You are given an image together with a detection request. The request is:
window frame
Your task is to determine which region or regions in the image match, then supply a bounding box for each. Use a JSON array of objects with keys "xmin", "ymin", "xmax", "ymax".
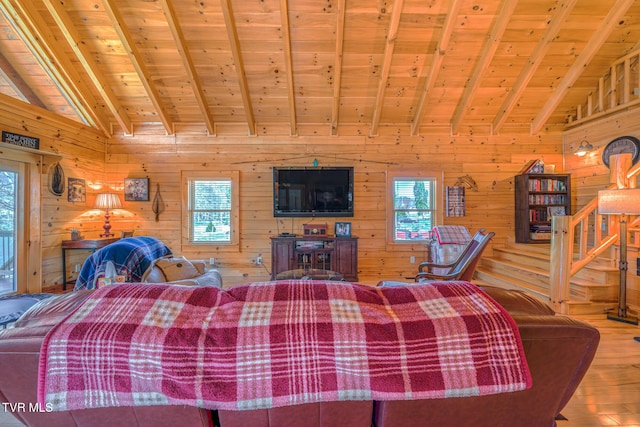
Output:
[
  {"xmin": 181, "ymin": 170, "xmax": 239, "ymax": 251},
  {"xmin": 386, "ymin": 170, "xmax": 443, "ymax": 251}
]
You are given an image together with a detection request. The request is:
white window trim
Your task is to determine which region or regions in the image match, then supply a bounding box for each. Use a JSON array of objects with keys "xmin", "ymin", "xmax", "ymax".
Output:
[
  {"xmin": 181, "ymin": 170, "xmax": 240, "ymax": 252},
  {"xmin": 386, "ymin": 170, "xmax": 444, "ymax": 252}
]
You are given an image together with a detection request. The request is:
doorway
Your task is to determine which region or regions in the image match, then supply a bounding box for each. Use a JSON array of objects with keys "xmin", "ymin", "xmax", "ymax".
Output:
[{"xmin": 0, "ymin": 159, "xmax": 21, "ymax": 295}]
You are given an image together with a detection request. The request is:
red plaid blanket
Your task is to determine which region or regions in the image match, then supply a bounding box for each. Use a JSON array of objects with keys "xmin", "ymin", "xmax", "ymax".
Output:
[
  {"xmin": 38, "ymin": 280, "xmax": 531, "ymax": 411},
  {"xmin": 432, "ymin": 225, "xmax": 472, "ymax": 244}
]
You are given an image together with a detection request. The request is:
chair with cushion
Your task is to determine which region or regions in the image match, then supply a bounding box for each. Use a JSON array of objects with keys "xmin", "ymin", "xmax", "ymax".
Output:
[{"xmin": 415, "ymin": 228, "xmax": 494, "ymax": 282}]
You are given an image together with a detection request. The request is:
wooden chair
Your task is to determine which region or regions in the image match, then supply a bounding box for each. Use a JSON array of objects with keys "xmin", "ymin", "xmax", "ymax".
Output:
[{"xmin": 415, "ymin": 229, "xmax": 495, "ymax": 282}]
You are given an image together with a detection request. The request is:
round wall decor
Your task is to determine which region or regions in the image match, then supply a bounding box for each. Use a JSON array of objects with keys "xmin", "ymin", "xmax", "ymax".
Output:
[
  {"xmin": 48, "ymin": 162, "xmax": 65, "ymax": 196},
  {"xmin": 601, "ymin": 135, "xmax": 640, "ymax": 168}
]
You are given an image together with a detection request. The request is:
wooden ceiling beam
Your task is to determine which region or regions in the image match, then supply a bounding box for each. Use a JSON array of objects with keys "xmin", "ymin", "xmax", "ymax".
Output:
[
  {"xmin": 492, "ymin": 0, "xmax": 578, "ymax": 133},
  {"xmin": 279, "ymin": 0, "xmax": 297, "ymax": 136},
  {"xmin": 101, "ymin": 0, "xmax": 174, "ymax": 135},
  {"xmin": 0, "ymin": 0, "xmax": 111, "ymax": 135},
  {"xmin": 159, "ymin": 0, "xmax": 215, "ymax": 136},
  {"xmin": 330, "ymin": 0, "xmax": 346, "ymax": 136},
  {"xmin": 220, "ymin": 0, "xmax": 256, "ymax": 136},
  {"xmin": 410, "ymin": 0, "xmax": 463, "ymax": 136},
  {"xmin": 370, "ymin": 0, "xmax": 404, "ymax": 136},
  {"xmin": 0, "ymin": 50, "xmax": 47, "ymax": 109},
  {"xmin": 532, "ymin": 0, "xmax": 635, "ymax": 134},
  {"xmin": 42, "ymin": 0, "xmax": 133, "ymax": 135},
  {"xmin": 450, "ymin": 0, "xmax": 517, "ymax": 135}
]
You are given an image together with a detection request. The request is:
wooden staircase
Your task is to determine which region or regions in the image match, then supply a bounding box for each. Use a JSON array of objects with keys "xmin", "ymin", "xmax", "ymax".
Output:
[{"xmin": 474, "ymin": 242, "xmax": 618, "ymax": 315}]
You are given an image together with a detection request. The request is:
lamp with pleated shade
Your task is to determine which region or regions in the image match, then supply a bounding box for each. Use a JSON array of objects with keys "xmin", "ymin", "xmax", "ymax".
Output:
[{"xmin": 94, "ymin": 193, "xmax": 122, "ymax": 238}]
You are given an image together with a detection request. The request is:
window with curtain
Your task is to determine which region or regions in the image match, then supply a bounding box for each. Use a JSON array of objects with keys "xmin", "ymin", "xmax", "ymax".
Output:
[{"xmin": 182, "ymin": 171, "xmax": 239, "ymax": 248}]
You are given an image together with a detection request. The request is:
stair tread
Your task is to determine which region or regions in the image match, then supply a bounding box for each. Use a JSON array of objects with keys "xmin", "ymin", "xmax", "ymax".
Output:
[
  {"xmin": 482, "ymin": 257, "xmax": 549, "ymax": 275},
  {"xmin": 482, "ymin": 256, "xmax": 614, "ymax": 287},
  {"xmin": 479, "ymin": 242, "xmax": 618, "ymax": 314},
  {"xmin": 494, "ymin": 246, "xmax": 617, "ymax": 271},
  {"xmin": 474, "ymin": 268, "xmax": 549, "ymax": 295}
]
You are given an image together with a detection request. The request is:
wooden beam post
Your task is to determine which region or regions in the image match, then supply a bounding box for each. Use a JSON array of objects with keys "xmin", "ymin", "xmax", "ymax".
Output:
[{"xmin": 550, "ymin": 215, "xmax": 573, "ymax": 314}]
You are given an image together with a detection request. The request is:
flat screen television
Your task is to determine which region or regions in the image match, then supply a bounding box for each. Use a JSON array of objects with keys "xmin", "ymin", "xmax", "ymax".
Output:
[{"xmin": 273, "ymin": 167, "xmax": 354, "ymax": 217}]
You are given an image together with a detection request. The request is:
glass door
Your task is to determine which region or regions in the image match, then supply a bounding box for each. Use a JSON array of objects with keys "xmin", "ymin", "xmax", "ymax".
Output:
[{"xmin": 0, "ymin": 160, "xmax": 19, "ymax": 295}]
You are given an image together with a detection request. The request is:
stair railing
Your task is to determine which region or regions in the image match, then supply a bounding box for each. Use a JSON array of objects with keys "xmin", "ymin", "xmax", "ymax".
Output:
[{"xmin": 549, "ymin": 154, "xmax": 640, "ymax": 313}]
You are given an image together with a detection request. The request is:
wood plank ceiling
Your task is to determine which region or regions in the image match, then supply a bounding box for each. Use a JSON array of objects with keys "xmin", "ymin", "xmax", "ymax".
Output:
[{"xmin": 1, "ymin": 0, "xmax": 640, "ymax": 137}]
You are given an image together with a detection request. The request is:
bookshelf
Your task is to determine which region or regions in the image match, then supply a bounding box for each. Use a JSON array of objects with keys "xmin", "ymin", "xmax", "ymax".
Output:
[{"xmin": 515, "ymin": 173, "xmax": 571, "ymax": 243}]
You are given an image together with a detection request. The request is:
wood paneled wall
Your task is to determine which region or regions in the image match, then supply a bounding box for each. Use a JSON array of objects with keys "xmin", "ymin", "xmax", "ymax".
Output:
[
  {"xmin": 105, "ymin": 124, "xmax": 563, "ymax": 285},
  {"xmin": 1, "ymin": 94, "xmax": 568, "ymax": 288},
  {"xmin": 0, "ymin": 94, "xmax": 108, "ymax": 290},
  {"xmin": 564, "ymin": 109, "xmax": 640, "ymax": 311}
]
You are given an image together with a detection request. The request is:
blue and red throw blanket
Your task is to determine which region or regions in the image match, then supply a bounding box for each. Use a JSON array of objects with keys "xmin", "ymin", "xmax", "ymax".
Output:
[
  {"xmin": 74, "ymin": 236, "xmax": 172, "ymax": 290},
  {"xmin": 38, "ymin": 280, "xmax": 531, "ymax": 411}
]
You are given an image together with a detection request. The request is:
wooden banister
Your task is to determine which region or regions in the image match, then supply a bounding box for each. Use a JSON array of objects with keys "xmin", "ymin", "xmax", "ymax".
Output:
[
  {"xmin": 549, "ymin": 154, "xmax": 640, "ymax": 314},
  {"xmin": 550, "ymin": 154, "xmax": 639, "ymax": 313}
]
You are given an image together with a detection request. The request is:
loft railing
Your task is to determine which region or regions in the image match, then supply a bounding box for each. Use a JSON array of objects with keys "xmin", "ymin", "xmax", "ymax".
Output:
[
  {"xmin": 567, "ymin": 48, "xmax": 640, "ymax": 127},
  {"xmin": 549, "ymin": 154, "xmax": 640, "ymax": 313}
]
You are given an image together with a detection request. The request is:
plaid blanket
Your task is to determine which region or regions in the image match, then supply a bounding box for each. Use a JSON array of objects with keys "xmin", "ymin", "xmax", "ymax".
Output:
[
  {"xmin": 74, "ymin": 236, "xmax": 172, "ymax": 290},
  {"xmin": 38, "ymin": 280, "xmax": 531, "ymax": 411},
  {"xmin": 432, "ymin": 226, "xmax": 472, "ymax": 244}
]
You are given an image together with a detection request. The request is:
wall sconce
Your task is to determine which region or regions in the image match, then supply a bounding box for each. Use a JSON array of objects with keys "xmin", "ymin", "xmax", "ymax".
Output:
[
  {"xmin": 574, "ymin": 140, "xmax": 594, "ymax": 156},
  {"xmin": 94, "ymin": 193, "xmax": 122, "ymax": 238},
  {"xmin": 598, "ymin": 188, "xmax": 640, "ymax": 325}
]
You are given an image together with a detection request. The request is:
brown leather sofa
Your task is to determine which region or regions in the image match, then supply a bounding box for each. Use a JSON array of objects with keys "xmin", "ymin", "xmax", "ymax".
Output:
[{"xmin": 0, "ymin": 285, "xmax": 599, "ymax": 427}]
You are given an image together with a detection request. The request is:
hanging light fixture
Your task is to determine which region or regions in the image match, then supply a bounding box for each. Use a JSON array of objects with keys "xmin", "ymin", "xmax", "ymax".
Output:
[
  {"xmin": 574, "ymin": 140, "xmax": 594, "ymax": 156},
  {"xmin": 94, "ymin": 193, "xmax": 122, "ymax": 238}
]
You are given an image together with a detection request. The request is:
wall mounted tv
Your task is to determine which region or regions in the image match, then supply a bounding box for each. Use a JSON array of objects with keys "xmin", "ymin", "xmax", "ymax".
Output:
[{"xmin": 273, "ymin": 167, "xmax": 354, "ymax": 217}]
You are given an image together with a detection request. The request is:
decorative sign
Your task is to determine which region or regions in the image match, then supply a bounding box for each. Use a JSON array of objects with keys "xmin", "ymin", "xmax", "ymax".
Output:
[
  {"xmin": 446, "ymin": 186, "xmax": 466, "ymax": 217},
  {"xmin": 2, "ymin": 131, "xmax": 40, "ymax": 150}
]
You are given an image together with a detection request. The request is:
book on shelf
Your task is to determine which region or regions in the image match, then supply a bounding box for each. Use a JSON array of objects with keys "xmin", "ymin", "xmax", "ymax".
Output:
[{"xmin": 527, "ymin": 178, "xmax": 566, "ymax": 192}]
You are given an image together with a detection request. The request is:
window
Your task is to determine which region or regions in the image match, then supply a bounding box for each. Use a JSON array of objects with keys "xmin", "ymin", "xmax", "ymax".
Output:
[
  {"xmin": 182, "ymin": 171, "xmax": 239, "ymax": 249},
  {"xmin": 387, "ymin": 171, "xmax": 442, "ymax": 247}
]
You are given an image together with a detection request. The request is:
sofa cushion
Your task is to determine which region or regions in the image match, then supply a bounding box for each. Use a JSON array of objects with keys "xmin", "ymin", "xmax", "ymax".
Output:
[{"xmin": 154, "ymin": 257, "xmax": 200, "ymax": 281}]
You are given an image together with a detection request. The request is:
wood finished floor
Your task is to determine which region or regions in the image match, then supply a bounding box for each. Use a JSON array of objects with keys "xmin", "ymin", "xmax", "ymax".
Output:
[
  {"xmin": 556, "ymin": 314, "xmax": 640, "ymax": 427},
  {"xmin": 0, "ymin": 313, "xmax": 638, "ymax": 426}
]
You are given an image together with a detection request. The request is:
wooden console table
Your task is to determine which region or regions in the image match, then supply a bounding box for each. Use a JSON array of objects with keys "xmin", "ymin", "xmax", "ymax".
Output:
[
  {"xmin": 61, "ymin": 238, "xmax": 119, "ymax": 290},
  {"xmin": 270, "ymin": 235, "xmax": 358, "ymax": 282}
]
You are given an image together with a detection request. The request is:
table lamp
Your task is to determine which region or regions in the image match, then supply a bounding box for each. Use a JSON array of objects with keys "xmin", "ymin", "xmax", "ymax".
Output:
[
  {"xmin": 94, "ymin": 193, "xmax": 122, "ymax": 238},
  {"xmin": 598, "ymin": 188, "xmax": 640, "ymax": 325}
]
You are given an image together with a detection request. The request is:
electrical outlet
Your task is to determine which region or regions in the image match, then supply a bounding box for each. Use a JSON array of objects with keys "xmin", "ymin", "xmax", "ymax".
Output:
[
  {"xmin": 74, "ymin": 264, "xmax": 81, "ymax": 272},
  {"xmin": 209, "ymin": 257, "xmax": 216, "ymax": 266},
  {"xmin": 410, "ymin": 256, "xmax": 415, "ymax": 264},
  {"xmin": 256, "ymin": 255, "xmax": 263, "ymax": 265}
]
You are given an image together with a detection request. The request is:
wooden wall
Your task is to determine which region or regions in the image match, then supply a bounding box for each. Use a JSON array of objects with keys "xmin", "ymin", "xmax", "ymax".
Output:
[
  {"xmin": 564, "ymin": 109, "xmax": 640, "ymax": 311},
  {"xmin": 105, "ymin": 124, "xmax": 564, "ymax": 285},
  {"xmin": 0, "ymin": 94, "xmax": 107, "ymax": 290}
]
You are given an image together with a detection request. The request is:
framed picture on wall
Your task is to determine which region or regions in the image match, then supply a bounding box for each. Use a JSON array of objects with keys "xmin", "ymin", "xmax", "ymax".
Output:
[
  {"xmin": 446, "ymin": 186, "xmax": 465, "ymax": 217},
  {"xmin": 335, "ymin": 222, "xmax": 351, "ymax": 237},
  {"xmin": 67, "ymin": 177, "xmax": 86, "ymax": 203},
  {"xmin": 124, "ymin": 178, "xmax": 150, "ymax": 201}
]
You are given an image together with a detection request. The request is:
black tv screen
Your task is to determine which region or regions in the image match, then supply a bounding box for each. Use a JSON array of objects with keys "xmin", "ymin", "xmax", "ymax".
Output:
[{"xmin": 273, "ymin": 167, "xmax": 354, "ymax": 217}]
